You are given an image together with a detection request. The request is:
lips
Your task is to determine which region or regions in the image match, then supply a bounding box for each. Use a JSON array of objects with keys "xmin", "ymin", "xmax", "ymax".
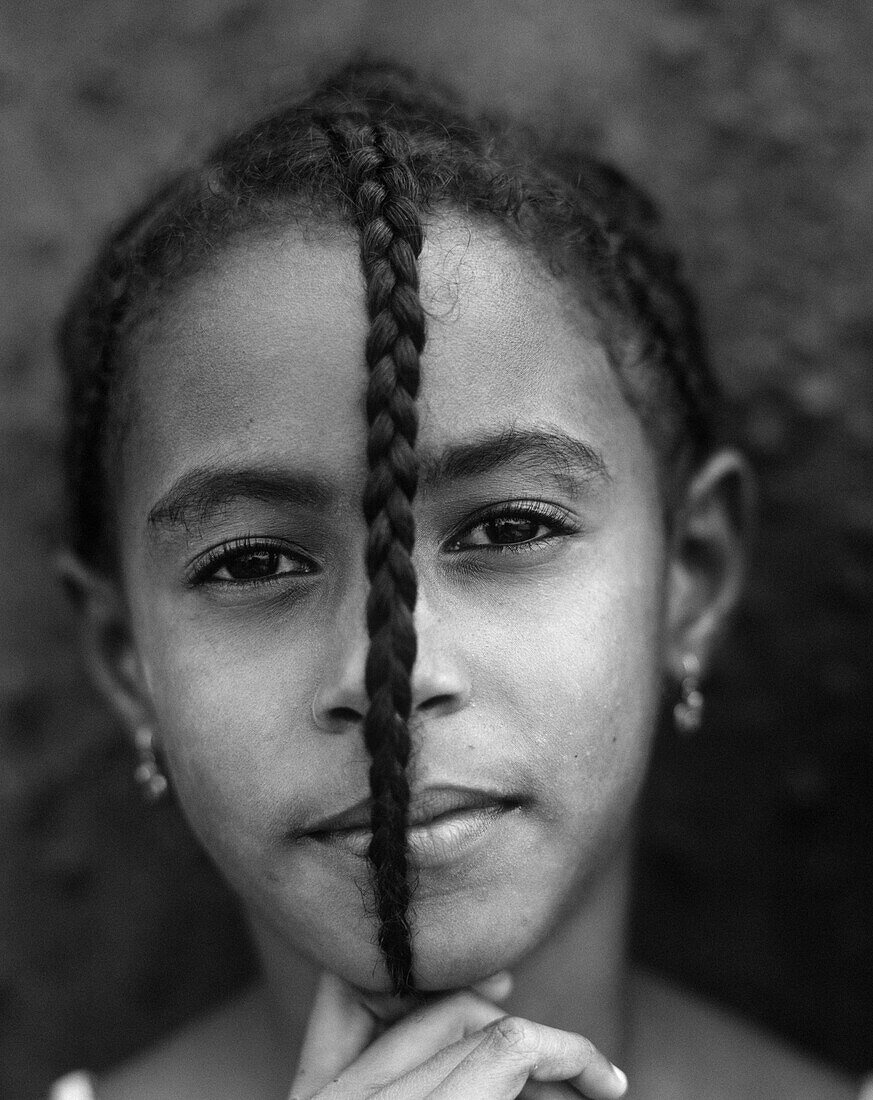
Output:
[
  {"xmin": 308, "ymin": 785, "xmax": 507, "ymax": 833},
  {"xmin": 305, "ymin": 785, "xmax": 519, "ymax": 867}
]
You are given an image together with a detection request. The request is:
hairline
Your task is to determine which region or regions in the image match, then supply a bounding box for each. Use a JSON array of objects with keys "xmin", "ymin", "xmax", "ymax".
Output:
[{"xmin": 96, "ymin": 203, "xmax": 697, "ymax": 573}]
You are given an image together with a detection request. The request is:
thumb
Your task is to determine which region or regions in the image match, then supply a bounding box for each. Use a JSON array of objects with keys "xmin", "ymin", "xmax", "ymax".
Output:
[{"xmin": 287, "ymin": 971, "xmax": 380, "ymax": 1100}]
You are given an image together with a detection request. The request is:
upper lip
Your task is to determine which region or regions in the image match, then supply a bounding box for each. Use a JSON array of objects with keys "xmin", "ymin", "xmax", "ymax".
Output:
[{"xmin": 307, "ymin": 785, "xmax": 511, "ymax": 834}]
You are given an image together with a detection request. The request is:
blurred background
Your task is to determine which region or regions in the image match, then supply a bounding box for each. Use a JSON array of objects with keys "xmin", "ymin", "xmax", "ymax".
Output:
[{"xmin": 0, "ymin": 1, "xmax": 871, "ymax": 1096}]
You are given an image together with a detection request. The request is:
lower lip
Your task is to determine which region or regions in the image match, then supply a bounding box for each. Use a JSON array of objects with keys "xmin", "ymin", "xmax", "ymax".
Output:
[{"xmin": 311, "ymin": 804, "xmax": 510, "ymax": 868}]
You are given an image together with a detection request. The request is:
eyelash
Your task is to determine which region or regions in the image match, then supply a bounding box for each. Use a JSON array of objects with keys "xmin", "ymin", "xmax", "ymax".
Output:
[
  {"xmin": 444, "ymin": 500, "xmax": 580, "ymax": 555},
  {"xmin": 186, "ymin": 501, "xmax": 578, "ymax": 590},
  {"xmin": 187, "ymin": 536, "xmax": 316, "ymax": 589}
]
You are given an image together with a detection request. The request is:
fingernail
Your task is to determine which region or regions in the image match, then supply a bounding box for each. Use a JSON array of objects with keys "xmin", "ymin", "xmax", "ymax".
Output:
[{"xmin": 610, "ymin": 1062, "xmax": 628, "ymax": 1094}]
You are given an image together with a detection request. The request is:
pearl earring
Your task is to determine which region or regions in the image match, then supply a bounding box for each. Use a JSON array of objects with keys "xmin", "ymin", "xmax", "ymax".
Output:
[
  {"xmin": 133, "ymin": 726, "xmax": 169, "ymax": 802},
  {"xmin": 673, "ymin": 653, "xmax": 704, "ymax": 735}
]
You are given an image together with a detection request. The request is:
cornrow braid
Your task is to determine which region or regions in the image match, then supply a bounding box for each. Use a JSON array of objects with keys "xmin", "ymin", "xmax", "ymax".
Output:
[
  {"xmin": 325, "ymin": 120, "xmax": 426, "ymax": 994},
  {"xmin": 61, "ymin": 179, "xmax": 197, "ymax": 571}
]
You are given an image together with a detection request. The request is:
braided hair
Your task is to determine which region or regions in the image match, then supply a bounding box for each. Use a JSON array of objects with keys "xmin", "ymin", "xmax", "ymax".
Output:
[
  {"xmin": 59, "ymin": 60, "xmax": 720, "ymax": 994},
  {"xmin": 326, "ymin": 121, "xmax": 425, "ymax": 993}
]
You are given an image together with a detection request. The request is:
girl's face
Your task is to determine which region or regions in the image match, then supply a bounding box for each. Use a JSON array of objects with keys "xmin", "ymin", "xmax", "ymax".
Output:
[{"xmin": 112, "ymin": 215, "xmax": 668, "ymax": 990}]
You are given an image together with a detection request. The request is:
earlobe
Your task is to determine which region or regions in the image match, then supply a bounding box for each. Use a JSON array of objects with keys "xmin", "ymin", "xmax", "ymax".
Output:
[
  {"xmin": 665, "ymin": 449, "xmax": 756, "ymax": 680},
  {"xmin": 55, "ymin": 551, "xmax": 153, "ymax": 736}
]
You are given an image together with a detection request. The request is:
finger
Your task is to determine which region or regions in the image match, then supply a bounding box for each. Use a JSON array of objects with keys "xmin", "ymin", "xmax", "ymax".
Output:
[
  {"xmin": 358, "ymin": 970, "xmax": 513, "ymax": 1027},
  {"xmin": 521, "ymin": 1082, "xmax": 604, "ymax": 1100},
  {"xmin": 426, "ymin": 1016, "xmax": 628, "ymax": 1100},
  {"xmin": 471, "ymin": 970, "xmax": 514, "ymax": 1002},
  {"xmin": 360, "ymin": 972, "xmax": 513, "ymax": 1036},
  {"xmin": 288, "ymin": 972, "xmax": 380, "ymax": 1100},
  {"xmin": 327, "ymin": 990, "xmax": 508, "ymax": 1092},
  {"xmin": 291, "ymin": 973, "xmax": 515, "ymax": 1098}
]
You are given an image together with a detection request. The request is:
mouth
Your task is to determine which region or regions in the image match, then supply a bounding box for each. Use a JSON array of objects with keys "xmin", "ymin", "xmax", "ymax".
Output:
[{"xmin": 305, "ymin": 786, "xmax": 520, "ymax": 868}]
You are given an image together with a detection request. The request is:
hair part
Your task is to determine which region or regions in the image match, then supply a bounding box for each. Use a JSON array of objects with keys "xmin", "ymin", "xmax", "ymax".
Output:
[{"xmin": 58, "ymin": 59, "xmax": 721, "ymax": 993}]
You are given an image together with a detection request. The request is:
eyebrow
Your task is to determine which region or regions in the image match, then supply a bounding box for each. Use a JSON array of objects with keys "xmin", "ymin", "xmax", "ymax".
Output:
[
  {"xmin": 146, "ymin": 465, "xmax": 332, "ymax": 531},
  {"xmin": 146, "ymin": 426, "xmax": 609, "ymax": 532},
  {"xmin": 419, "ymin": 426, "xmax": 610, "ymax": 493}
]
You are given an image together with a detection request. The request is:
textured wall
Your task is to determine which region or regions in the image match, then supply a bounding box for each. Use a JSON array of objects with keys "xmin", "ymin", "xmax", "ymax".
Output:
[{"xmin": 1, "ymin": 1, "xmax": 871, "ymax": 1096}]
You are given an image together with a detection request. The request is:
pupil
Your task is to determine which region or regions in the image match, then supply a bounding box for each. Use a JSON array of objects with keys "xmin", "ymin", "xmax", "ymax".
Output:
[
  {"xmin": 485, "ymin": 517, "xmax": 538, "ymax": 544},
  {"xmin": 227, "ymin": 550, "xmax": 278, "ymax": 579}
]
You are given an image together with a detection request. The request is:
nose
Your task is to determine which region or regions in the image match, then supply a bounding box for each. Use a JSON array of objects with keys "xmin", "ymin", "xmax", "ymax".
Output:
[{"xmin": 311, "ymin": 587, "xmax": 471, "ymax": 732}]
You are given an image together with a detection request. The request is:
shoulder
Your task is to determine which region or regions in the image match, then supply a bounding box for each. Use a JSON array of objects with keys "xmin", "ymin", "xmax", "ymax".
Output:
[
  {"xmin": 49, "ymin": 1072, "xmax": 98, "ymax": 1100},
  {"xmin": 629, "ymin": 968, "xmax": 859, "ymax": 1100},
  {"xmin": 91, "ymin": 983, "xmax": 288, "ymax": 1100}
]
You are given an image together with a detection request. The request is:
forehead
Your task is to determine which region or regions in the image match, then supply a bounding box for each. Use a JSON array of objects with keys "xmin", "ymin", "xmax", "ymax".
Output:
[{"xmin": 120, "ymin": 214, "xmax": 651, "ymax": 510}]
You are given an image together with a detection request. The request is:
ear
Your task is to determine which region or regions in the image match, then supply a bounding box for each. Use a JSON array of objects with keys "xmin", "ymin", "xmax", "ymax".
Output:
[
  {"xmin": 56, "ymin": 551, "xmax": 154, "ymax": 737},
  {"xmin": 664, "ymin": 449, "xmax": 756, "ymax": 681}
]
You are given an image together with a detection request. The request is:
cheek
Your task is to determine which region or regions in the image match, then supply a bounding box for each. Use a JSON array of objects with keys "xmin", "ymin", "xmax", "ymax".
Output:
[
  {"xmin": 408, "ymin": 526, "xmax": 667, "ymax": 980},
  {"xmin": 467, "ymin": 524, "xmax": 667, "ymax": 833},
  {"xmin": 131, "ymin": 605, "xmax": 327, "ymax": 863}
]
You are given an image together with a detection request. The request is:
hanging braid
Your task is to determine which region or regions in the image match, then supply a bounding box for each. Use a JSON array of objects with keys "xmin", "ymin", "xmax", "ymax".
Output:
[
  {"xmin": 59, "ymin": 59, "xmax": 722, "ymax": 993},
  {"xmin": 326, "ymin": 120, "xmax": 426, "ymax": 994}
]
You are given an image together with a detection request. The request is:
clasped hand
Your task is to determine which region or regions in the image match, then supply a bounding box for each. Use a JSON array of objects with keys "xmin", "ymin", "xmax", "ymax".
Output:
[{"xmin": 288, "ymin": 971, "xmax": 628, "ymax": 1100}]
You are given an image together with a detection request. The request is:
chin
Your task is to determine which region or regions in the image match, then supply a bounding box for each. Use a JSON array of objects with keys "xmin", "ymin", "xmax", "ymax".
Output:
[
  {"xmin": 411, "ymin": 953, "xmax": 514, "ymax": 993},
  {"xmin": 276, "ymin": 842, "xmax": 581, "ymax": 996},
  {"xmin": 324, "ymin": 912, "xmax": 535, "ymax": 997},
  {"xmin": 409, "ymin": 924, "xmax": 536, "ymax": 994},
  {"xmin": 407, "ymin": 903, "xmax": 549, "ymax": 993}
]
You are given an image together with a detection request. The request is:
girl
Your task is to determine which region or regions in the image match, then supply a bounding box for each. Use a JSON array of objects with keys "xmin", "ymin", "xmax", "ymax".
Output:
[{"xmin": 51, "ymin": 61, "xmax": 856, "ymax": 1098}]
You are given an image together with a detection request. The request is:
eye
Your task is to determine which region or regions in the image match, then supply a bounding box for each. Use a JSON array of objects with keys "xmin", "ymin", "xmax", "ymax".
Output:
[
  {"xmin": 188, "ymin": 538, "xmax": 315, "ymax": 587},
  {"xmin": 445, "ymin": 502, "xmax": 579, "ymax": 554}
]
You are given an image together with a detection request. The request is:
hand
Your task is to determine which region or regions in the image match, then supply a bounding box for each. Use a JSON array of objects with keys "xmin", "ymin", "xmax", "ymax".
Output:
[{"xmin": 287, "ymin": 970, "xmax": 628, "ymax": 1100}]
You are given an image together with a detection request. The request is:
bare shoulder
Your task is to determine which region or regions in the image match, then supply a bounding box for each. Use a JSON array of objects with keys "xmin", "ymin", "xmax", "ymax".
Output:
[
  {"xmin": 94, "ymin": 983, "xmax": 288, "ymax": 1100},
  {"xmin": 629, "ymin": 969, "xmax": 858, "ymax": 1100}
]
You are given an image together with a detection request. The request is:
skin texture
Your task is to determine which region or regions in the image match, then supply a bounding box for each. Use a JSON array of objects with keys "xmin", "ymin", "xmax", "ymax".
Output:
[
  {"xmin": 66, "ymin": 212, "xmax": 758, "ymax": 1096},
  {"xmin": 109, "ymin": 214, "xmax": 666, "ymax": 993}
]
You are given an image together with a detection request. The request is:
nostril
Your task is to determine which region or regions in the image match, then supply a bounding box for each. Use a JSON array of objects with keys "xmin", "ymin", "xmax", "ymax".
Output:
[
  {"xmin": 328, "ymin": 706, "xmax": 364, "ymax": 726},
  {"xmin": 417, "ymin": 693, "xmax": 457, "ymax": 715}
]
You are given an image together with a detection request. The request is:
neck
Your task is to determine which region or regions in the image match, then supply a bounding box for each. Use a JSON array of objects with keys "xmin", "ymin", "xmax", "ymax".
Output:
[
  {"xmin": 503, "ymin": 842, "xmax": 632, "ymax": 1064},
  {"xmin": 246, "ymin": 917, "xmax": 320, "ymax": 1083},
  {"xmin": 248, "ymin": 843, "xmax": 632, "ymax": 1082}
]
